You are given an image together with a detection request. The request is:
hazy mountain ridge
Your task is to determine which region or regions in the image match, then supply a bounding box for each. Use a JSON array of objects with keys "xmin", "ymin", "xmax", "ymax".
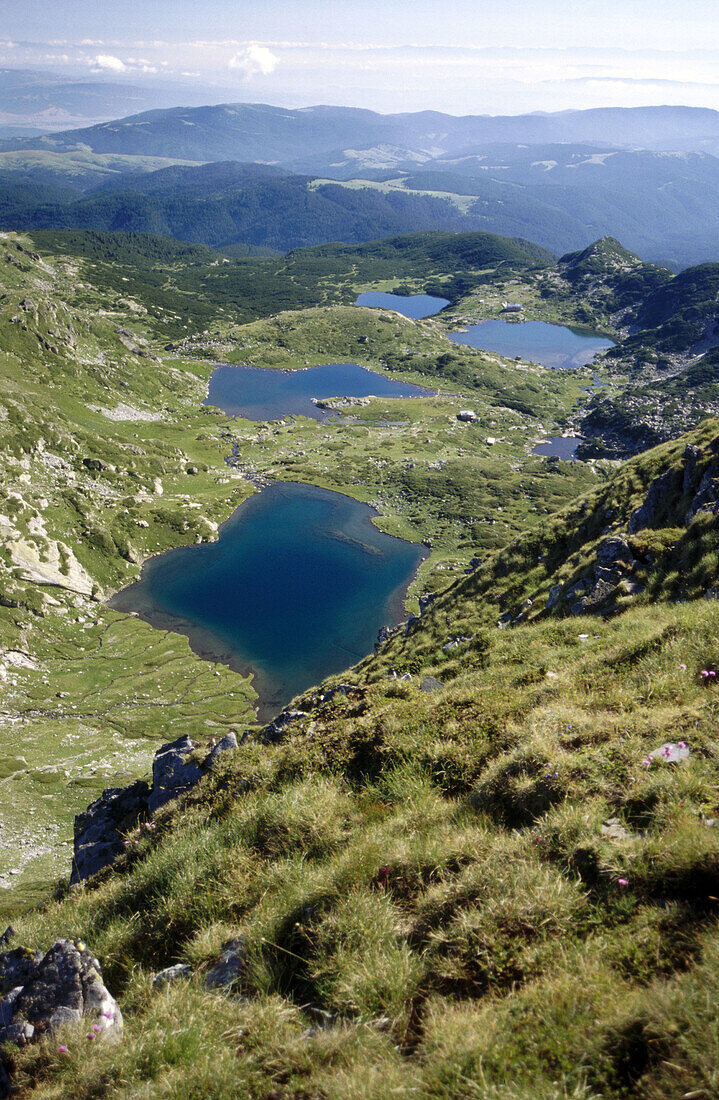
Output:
[{"xmin": 7, "ymin": 101, "xmax": 719, "ymax": 161}]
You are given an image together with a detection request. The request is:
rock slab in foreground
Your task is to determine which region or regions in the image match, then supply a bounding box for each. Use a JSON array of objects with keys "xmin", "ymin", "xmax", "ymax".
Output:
[{"xmin": 0, "ymin": 934, "xmax": 122, "ymax": 1051}]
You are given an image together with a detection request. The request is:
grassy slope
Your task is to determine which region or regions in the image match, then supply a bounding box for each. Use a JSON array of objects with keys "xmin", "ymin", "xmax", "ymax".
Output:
[{"xmin": 8, "ymin": 421, "xmax": 719, "ymax": 1099}]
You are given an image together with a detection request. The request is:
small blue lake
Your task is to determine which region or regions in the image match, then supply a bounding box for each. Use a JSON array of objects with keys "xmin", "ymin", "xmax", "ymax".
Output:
[
  {"xmin": 532, "ymin": 436, "xmax": 583, "ymax": 460},
  {"xmin": 355, "ymin": 291, "xmax": 450, "ymax": 318},
  {"xmin": 111, "ymin": 483, "xmax": 425, "ymax": 718},
  {"xmin": 448, "ymin": 320, "xmax": 615, "ymax": 369},
  {"xmin": 204, "ymin": 362, "xmax": 432, "ymax": 421}
]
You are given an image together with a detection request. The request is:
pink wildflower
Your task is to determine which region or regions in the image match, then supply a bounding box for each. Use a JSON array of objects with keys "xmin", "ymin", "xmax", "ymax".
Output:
[
  {"xmin": 711, "ymin": 671, "xmax": 717, "ymax": 678},
  {"xmin": 701, "ymin": 670, "xmax": 710, "ymax": 678},
  {"xmin": 679, "ymin": 664, "xmax": 687, "ymax": 671},
  {"xmin": 123, "ymin": 840, "xmax": 130, "ymax": 846},
  {"xmin": 678, "ymin": 740, "xmax": 687, "ymax": 749},
  {"xmin": 617, "ymin": 878, "xmax": 629, "ymax": 887},
  {"xmin": 87, "ymin": 1033, "xmax": 95, "ymax": 1041},
  {"xmin": 57, "ymin": 1045, "xmax": 68, "ymax": 1054},
  {"xmin": 92, "ymin": 1024, "xmax": 103, "ymax": 1032}
]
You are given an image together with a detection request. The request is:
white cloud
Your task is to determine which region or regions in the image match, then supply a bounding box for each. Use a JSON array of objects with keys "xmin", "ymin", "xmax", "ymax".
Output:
[
  {"xmin": 228, "ymin": 45, "xmax": 279, "ymax": 79},
  {"xmin": 93, "ymin": 53, "xmax": 126, "ymax": 73}
]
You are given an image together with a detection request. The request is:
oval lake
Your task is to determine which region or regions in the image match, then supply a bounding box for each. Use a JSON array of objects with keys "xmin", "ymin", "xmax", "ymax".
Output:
[
  {"xmin": 204, "ymin": 362, "xmax": 432, "ymax": 421},
  {"xmin": 532, "ymin": 436, "xmax": 583, "ymax": 460},
  {"xmin": 448, "ymin": 320, "xmax": 615, "ymax": 369},
  {"xmin": 355, "ymin": 291, "xmax": 450, "ymax": 318},
  {"xmin": 111, "ymin": 482, "xmax": 426, "ymax": 719}
]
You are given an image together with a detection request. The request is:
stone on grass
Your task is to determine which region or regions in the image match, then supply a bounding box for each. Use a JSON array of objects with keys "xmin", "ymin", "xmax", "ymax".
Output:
[
  {"xmin": 420, "ymin": 676, "xmax": 443, "ymax": 693},
  {"xmin": 648, "ymin": 742, "xmax": 690, "ymax": 764},
  {"xmin": 204, "ymin": 938, "xmax": 245, "ymax": 991},
  {"xmin": 72, "ymin": 780, "xmax": 150, "ymax": 884},
  {"xmin": 601, "ymin": 818, "xmax": 633, "ymax": 841},
  {"xmin": 153, "ymin": 964, "xmax": 192, "ymax": 989}
]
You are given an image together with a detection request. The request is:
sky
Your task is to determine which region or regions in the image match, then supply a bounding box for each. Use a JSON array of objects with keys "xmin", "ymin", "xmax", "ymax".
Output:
[{"xmin": 2, "ymin": 0, "xmax": 719, "ymax": 115}]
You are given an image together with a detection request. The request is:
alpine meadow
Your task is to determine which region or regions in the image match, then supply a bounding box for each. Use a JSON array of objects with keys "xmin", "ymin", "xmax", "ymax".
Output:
[{"xmin": 0, "ymin": 3, "xmax": 717, "ymax": 1098}]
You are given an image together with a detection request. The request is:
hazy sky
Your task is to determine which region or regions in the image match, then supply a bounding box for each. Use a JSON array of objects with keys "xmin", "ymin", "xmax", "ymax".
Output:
[{"xmin": 3, "ymin": 0, "xmax": 719, "ymax": 114}]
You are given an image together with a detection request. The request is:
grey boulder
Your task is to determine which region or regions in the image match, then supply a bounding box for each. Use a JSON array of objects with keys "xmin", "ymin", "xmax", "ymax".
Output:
[{"xmin": 0, "ymin": 938, "xmax": 122, "ymax": 1048}]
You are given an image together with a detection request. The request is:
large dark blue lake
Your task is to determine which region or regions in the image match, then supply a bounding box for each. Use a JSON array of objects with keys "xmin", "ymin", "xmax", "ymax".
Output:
[
  {"xmin": 448, "ymin": 320, "xmax": 615, "ymax": 369},
  {"xmin": 355, "ymin": 291, "xmax": 450, "ymax": 318},
  {"xmin": 204, "ymin": 362, "xmax": 432, "ymax": 421},
  {"xmin": 111, "ymin": 483, "xmax": 425, "ymax": 717}
]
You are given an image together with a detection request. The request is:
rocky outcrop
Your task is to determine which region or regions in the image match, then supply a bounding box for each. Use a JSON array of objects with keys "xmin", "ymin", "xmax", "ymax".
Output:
[
  {"xmin": 0, "ymin": 933, "xmax": 121, "ymax": 1055},
  {"xmin": 257, "ymin": 709, "xmax": 307, "ymax": 744},
  {"xmin": 629, "ymin": 446, "xmax": 719, "ymax": 532},
  {"xmin": 148, "ymin": 735, "xmax": 203, "ymax": 814},
  {"xmin": 115, "ymin": 326, "xmax": 159, "ymax": 361},
  {"xmin": 628, "ymin": 469, "xmax": 681, "ymax": 533},
  {"xmin": 205, "ymin": 732, "xmax": 239, "ymax": 769},
  {"xmin": 72, "ymin": 780, "xmax": 150, "ymax": 884},
  {"xmin": 544, "ymin": 535, "xmax": 641, "ymax": 619},
  {"xmin": 72, "ymin": 734, "xmax": 238, "ymax": 883},
  {"xmin": 598, "ymin": 534, "xmax": 637, "ymax": 576}
]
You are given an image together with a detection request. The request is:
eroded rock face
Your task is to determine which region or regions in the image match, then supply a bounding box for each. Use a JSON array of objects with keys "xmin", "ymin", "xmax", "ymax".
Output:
[
  {"xmin": 686, "ymin": 465, "xmax": 719, "ymax": 524},
  {"xmin": 0, "ymin": 936, "xmax": 121, "ymax": 1051},
  {"xmin": 72, "ymin": 780, "xmax": 150, "ymax": 885}
]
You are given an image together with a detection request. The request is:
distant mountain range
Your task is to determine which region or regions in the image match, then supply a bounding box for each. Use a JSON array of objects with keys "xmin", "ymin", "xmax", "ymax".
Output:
[
  {"xmin": 7, "ymin": 102, "xmax": 719, "ymax": 162},
  {"xmin": 5, "ymin": 100, "xmax": 719, "ymax": 265}
]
